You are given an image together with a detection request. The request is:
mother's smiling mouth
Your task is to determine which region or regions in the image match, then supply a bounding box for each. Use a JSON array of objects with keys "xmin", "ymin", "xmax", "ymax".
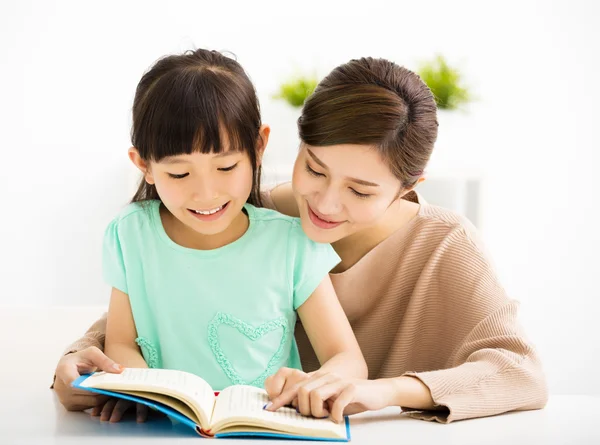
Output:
[{"xmin": 307, "ymin": 203, "xmax": 345, "ymax": 229}]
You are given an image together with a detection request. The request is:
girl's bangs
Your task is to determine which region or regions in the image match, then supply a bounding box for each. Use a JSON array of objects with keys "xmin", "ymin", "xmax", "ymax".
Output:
[{"xmin": 136, "ymin": 69, "xmax": 256, "ymax": 161}]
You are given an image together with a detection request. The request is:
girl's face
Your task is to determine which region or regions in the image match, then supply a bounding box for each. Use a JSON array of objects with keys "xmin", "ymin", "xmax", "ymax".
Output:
[
  {"xmin": 292, "ymin": 144, "xmax": 404, "ymax": 244},
  {"xmin": 132, "ymin": 148, "xmax": 256, "ymax": 243},
  {"xmin": 131, "ymin": 126, "xmax": 268, "ymax": 246}
]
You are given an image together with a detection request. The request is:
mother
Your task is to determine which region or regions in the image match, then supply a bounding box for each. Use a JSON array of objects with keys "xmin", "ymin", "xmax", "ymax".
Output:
[{"xmin": 52, "ymin": 56, "xmax": 547, "ymax": 423}]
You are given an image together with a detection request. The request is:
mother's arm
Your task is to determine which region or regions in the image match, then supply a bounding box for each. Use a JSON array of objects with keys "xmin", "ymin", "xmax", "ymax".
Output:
[
  {"xmin": 399, "ymin": 303, "xmax": 548, "ymax": 423},
  {"xmin": 394, "ymin": 225, "xmax": 549, "ymax": 422},
  {"xmin": 267, "ymin": 224, "xmax": 548, "ymax": 423}
]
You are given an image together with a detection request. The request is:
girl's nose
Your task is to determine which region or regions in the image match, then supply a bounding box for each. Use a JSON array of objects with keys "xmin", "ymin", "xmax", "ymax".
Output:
[{"xmin": 191, "ymin": 177, "xmax": 218, "ymax": 202}]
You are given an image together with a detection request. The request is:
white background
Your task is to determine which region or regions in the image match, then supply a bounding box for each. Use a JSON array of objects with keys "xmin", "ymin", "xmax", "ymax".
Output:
[{"xmin": 1, "ymin": 0, "xmax": 598, "ymax": 396}]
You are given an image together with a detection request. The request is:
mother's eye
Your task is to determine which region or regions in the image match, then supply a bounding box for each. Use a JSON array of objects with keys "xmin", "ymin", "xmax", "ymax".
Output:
[
  {"xmin": 350, "ymin": 188, "xmax": 372, "ymax": 199},
  {"xmin": 305, "ymin": 163, "xmax": 324, "ymax": 177}
]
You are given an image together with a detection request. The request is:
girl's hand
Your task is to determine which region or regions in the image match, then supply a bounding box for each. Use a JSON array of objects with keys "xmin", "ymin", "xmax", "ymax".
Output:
[
  {"xmin": 264, "ymin": 368, "xmax": 311, "ymax": 411},
  {"xmin": 265, "ymin": 372, "xmax": 397, "ymax": 423},
  {"xmin": 91, "ymin": 398, "xmax": 149, "ymax": 423}
]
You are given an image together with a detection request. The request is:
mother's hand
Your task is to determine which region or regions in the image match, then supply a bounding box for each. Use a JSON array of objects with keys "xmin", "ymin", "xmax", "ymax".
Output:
[
  {"xmin": 53, "ymin": 346, "xmax": 123, "ymax": 411},
  {"xmin": 265, "ymin": 368, "xmax": 396, "ymax": 423}
]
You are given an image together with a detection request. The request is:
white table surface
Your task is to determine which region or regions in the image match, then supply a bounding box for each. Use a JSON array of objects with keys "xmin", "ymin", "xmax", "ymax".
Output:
[{"xmin": 1, "ymin": 305, "xmax": 598, "ymax": 444}]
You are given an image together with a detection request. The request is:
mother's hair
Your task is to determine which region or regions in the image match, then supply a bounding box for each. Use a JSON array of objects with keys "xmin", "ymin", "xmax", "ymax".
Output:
[{"xmin": 299, "ymin": 57, "xmax": 438, "ymax": 189}]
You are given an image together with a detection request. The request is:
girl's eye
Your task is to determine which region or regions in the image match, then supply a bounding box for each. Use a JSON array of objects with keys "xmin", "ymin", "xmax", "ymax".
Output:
[
  {"xmin": 350, "ymin": 188, "xmax": 371, "ymax": 199},
  {"xmin": 168, "ymin": 173, "xmax": 189, "ymax": 179},
  {"xmin": 305, "ymin": 163, "xmax": 325, "ymax": 177},
  {"xmin": 218, "ymin": 163, "xmax": 238, "ymax": 172}
]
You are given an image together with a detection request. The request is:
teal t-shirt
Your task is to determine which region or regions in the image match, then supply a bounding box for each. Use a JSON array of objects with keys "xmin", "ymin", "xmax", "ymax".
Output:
[{"xmin": 102, "ymin": 200, "xmax": 340, "ymax": 390}]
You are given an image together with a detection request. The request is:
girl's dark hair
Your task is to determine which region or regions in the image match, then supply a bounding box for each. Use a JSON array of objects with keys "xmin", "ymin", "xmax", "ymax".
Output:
[
  {"xmin": 298, "ymin": 57, "xmax": 438, "ymax": 189},
  {"xmin": 130, "ymin": 49, "xmax": 263, "ymax": 206}
]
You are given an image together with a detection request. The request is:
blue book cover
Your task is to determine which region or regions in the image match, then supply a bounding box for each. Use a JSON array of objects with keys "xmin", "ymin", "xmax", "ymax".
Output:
[{"xmin": 73, "ymin": 370, "xmax": 350, "ymax": 441}]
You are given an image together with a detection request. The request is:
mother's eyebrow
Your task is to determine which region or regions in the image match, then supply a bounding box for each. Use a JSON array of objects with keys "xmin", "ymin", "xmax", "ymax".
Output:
[{"xmin": 307, "ymin": 148, "xmax": 380, "ymax": 187}]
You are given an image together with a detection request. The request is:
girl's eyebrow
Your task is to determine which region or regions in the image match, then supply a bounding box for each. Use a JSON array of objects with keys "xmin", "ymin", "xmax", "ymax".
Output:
[
  {"xmin": 306, "ymin": 148, "xmax": 380, "ymax": 187},
  {"xmin": 161, "ymin": 158, "xmax": 190, "ymax": 165}
]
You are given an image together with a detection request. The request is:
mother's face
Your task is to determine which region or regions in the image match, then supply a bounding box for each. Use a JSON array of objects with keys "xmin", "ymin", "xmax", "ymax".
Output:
[{"xmin": 292, "ymin": 143, "xmax": 403, "ymax": 244}]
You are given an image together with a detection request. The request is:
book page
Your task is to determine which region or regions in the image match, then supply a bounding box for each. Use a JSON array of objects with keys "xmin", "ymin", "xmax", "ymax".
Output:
[
  {"xmin": 210, "ymin": 385, "xmax": 346, "ymax": 439},
  {"xmin": 80, "ymin": 368, "xmax": 215, "ymax": 426}
]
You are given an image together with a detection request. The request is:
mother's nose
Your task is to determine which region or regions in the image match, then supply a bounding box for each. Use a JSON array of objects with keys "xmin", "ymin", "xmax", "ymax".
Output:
[{"xmin": 313, "ymin": 186, "xmax": 343, "ymax": 215}]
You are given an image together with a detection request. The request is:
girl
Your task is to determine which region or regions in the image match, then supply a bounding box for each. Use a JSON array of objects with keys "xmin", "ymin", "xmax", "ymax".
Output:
[{"xmin": 97, "ymin": 49, "xmax": 366, "ymax": 422}]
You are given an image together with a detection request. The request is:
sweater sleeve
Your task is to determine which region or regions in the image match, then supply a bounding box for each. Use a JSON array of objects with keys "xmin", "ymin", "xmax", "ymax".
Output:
[
  {"xmin": 259, "ymin": 188, "xmax": 277, "ymax": 211},
  {"xmin": 50, "ymin": 313, "xmax": 108, "ymax": 389},
  {"xmin": 62, "ymin": 312, "xmax": 108, "ymax": 355},
  {"xmin": 401, "ymin": 225, "xmax": 548, "ymax": 423}
]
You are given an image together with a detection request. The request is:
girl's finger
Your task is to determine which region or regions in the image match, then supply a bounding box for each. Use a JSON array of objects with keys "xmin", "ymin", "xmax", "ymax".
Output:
[
  {"xmin": 310, "ymin": 392, "xmax": 330, "ymax": 419},
  {"xmin": 330, "ymin": 385, "xmax": 357, "ymax": 423},
  {"xmin": 66, "ymin": 394, "xmax": 106, "ymax": 413},
  {"xmin": 266, "ymin": 385, "xmax": 300, "ymax": 411},
  {"xmin": 268, "ymin": 379, "xmax": 308, "ymax": 412},
  {"xmin": 292, "ymin": 373, "xmax": 340, "ymax": 417},
  {"xmin": 308, "ymin": 380, "xmax": 347, "ymax": 405},
  {"xmin": 264, "ymin": 369, "xmax": 292, "ymax": 400},
  {"xmin": 100, "ymin": 399, "xmax": 117, "ymax": 422},
  {"xmin": 137, "ymin": 403, "xmax": 149, "ymax": 423},
  {"xmin": 265, "ymin": 370, "xmax": 309, "ymax": 411},
  {"xmin": 109, "ymin": 400, "xmax": 132, "ymax": 423},
  {"xmin": 81, "ymin": 346, "xmax": 124, "ymax": 374},
  {"xmin": 91, "ymin": 404, "xmax": 102, "ymax": 417},
  {"xmin": 296, "ymin": 384, "xmax": 312, "ymax": 416},
  {"xmin": 56, "ymin": 362, "xmax": 85, "ymax": 387},
  {"xmin": 298, "ymin": 373, "xmax": 340, "ymax": 394}
]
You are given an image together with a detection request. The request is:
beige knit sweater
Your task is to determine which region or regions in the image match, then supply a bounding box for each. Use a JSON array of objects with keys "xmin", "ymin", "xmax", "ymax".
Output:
[{"xmin": 61, "ymin": 192, "xmax": 547, "ymax": 423}]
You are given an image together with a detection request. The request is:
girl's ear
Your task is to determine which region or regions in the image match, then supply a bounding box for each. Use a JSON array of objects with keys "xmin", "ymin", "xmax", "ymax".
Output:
[
  {"xmin": 256, "ymin": 124, "xmax": 271, "ymax": 166},
  {"xmin": 128, "ymin": 147, "xmax": 155, "ymax": 185}
]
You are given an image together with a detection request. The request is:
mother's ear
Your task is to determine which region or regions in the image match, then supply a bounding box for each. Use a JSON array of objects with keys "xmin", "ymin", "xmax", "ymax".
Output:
[
  {"xmin": 256, "ymin": 124, "xmax": 271, "ymax": 166},
  {"xmin": 408, "ymin": 176, "xmax": 426, "ymax": 192},
  {"xmin": 128, "ymin": 147, "xmax": 155, "ymax": 185},
  {"xmin": 392, "ymin": 177, "xmax": 426, "ymax": 202}
]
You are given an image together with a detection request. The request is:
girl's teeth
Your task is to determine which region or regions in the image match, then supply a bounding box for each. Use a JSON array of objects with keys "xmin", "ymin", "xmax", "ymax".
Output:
[{"xmin": 194, "ymin": 204, "xmax": 224, "ymax": 215}]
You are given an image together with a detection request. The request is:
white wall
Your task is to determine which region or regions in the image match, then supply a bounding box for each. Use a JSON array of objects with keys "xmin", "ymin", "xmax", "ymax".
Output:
[{"xmin": 1, "ymin": 0, "xmax": 598, "ymax": 395}]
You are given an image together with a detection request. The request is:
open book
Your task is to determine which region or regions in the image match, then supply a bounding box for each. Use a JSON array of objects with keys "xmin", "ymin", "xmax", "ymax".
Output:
[{"xmin": 73, "ymin": 368, "xmax": 350, "ymax": 441}]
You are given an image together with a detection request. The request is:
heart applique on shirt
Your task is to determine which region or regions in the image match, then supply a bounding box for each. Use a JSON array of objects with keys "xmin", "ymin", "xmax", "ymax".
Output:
[{"xmin": 207, "ymin": 312, "xmax": 289, "ymax": 387}]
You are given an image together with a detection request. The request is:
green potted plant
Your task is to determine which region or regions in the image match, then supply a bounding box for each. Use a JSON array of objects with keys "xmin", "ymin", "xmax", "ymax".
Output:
[
  {"xmin": 417, "ymin": 55, "xmax": 473, "ymax": 171},
  {"xmin": 417, "ymin": 55, "xmax": 471, "ymax": 111},
  {"xmin": 273, "ymin": 74, "xmax": 319, "ymax": 108}
]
